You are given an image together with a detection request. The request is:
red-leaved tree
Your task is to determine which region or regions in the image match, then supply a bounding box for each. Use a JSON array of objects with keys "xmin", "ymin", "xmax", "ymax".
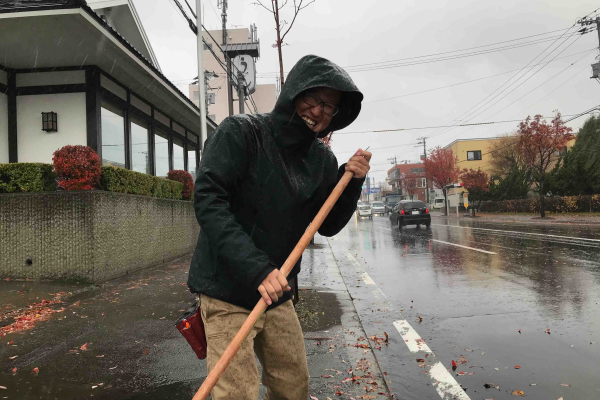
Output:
[
  {"xmin": 424, "ymin": 146, "xmax": 459, "ymax": 215},
  {"xmin": 52, "ymin": 145, "xmax": 101, "ymax": 190},
  {"xmin": 460, "ymin": 168, "xmax": 490, "ymax": 215},
  {"xmin": 400, "ymin": 173, "xmax": 418, "ymax": 200},
  {"xmin": 319, "ymin": 132, "xmax": 333, "ymax": 148},
  {"xmin": 167, "ymin": 170, "xmax": 194, "ymax": 200},
  {"xmin": 516, "ymin": 113, "xmax": 574, "ymax": 217}
]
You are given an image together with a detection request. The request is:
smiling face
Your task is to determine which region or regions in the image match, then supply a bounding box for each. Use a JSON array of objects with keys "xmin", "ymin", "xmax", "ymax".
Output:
[{"xmin": 294, "ymin": 87, "xmax": 342, "ymax": 133}]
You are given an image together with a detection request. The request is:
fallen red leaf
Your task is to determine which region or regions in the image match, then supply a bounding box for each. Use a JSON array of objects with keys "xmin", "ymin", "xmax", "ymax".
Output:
[
  {"xmin": 80, "ymin": 343, "xmax": 88, "ymax": 351},
  {"xmin": 452, "ymin": 360, "xmax": 457, "ymax": 367},
  {"xmin": 514, "ymin": 365, "xmax": 521, "ymax": 369},
  {"xmin": 142, "ymin": 348, "xmax": 149, "ymax": 356},
  {"xmin": 31, "ymin": 367, "xmax": 39, "ymax": 376},
  {"xmin": 7, "ymin": 341, "xmax": 13, "ymax": 345}
]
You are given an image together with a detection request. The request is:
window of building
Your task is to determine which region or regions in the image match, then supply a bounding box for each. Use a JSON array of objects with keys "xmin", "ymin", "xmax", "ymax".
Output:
[
  {"xmin": 193, "ymin": 91, "xmax": 199, "ymax": 101},
  {"xmin": 418, "ymin": 178, "xmax": 426, "ymax": 188},
  {"xmin": 173, "ymin": 137, "xmax": 185, "ymax": 171},
  {"xmin": 203, "ymin": 43, "xmax": 213, "ymax": 51},
  {"xmin": 410, "ymin": 167, "xmax": 425, "ymax": 173},
  {"xmin": 554, "ymin": 147, "xmax": 568, "ymax": 156},
  {"xmin": 467, "ymin": 150, "xmax": 482, "ymax": 161},
  {"xmin": 130, "ymin": 115, "xmax": 151, "ymax": 174},
  {"xmin": 187, "ymin": 145, "xmax": 197, "ymax": 181},
  {"xmin": 208, "ymin": 92, "xmax": 216, "ymax": 104},
  {"xmin": 101, "ymin": 100, "xmax": 126, "ymax": 168},
  {"xmin": 155, "ymin": 129, "xmax": 170, "ymax": 177},
  {"xmin": 208, "ymin": 114, "xmax": 216, "ymax": 121}
]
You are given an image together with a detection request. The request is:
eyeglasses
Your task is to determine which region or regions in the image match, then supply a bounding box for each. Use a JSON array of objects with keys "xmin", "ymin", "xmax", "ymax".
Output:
[{"xmin": 301, "ymin": 91, "xmax": 339, "ymax": 117}]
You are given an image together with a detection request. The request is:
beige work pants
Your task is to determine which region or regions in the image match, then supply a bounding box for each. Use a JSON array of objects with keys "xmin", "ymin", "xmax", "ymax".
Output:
[{"xmin": 200, "ymin": 295, "xmax": 309, "ymax": 400}]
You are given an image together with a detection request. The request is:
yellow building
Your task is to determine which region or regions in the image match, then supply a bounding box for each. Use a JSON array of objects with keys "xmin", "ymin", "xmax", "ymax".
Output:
[{"xmin": 442, "ymin": 136, "xmax": 577, "ymax": 208}]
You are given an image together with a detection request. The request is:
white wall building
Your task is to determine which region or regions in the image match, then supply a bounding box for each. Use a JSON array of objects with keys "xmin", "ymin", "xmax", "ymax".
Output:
[{"xmin": 0, "ymin": 0, "xmax": 216, "ymax": 178}]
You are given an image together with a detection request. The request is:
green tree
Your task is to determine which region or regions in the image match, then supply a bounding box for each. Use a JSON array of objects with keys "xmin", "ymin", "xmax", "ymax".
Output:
[
  {"xmin": 547, "ymin": 115, "xmax": 600, "ymax": 195},
  {"xmin": 489, "ymin": 164, "xmax": 530, "ymax": 201}
]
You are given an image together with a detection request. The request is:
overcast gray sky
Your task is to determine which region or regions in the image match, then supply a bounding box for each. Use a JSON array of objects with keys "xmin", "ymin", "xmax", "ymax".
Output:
[{"xmin": 134, "ymin": 0, "xmax": 600, "ymax": 183}]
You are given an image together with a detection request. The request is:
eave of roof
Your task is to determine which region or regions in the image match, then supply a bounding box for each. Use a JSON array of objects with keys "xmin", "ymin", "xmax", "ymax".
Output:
[{"xmin": 0, "ymin": 0, "xmax": 217, "ymax": 130}]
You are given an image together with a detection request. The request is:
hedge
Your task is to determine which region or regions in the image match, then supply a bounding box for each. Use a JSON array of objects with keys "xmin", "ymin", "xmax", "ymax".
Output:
[
  {"xmin": 478, "ymin": 194, "xmax": 600, "ymax": 213},
  {"xmin": 100, "ymin": 166, "xmax": 183, "ymax": 200},
  {"xmin": 0, "ymin": 163, "xmax": 57, "ymax": 193}
]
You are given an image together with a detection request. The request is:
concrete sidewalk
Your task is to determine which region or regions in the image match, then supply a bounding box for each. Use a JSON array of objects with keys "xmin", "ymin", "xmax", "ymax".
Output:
[{"xmin": 0, "ymin": 236, "xmax": 391, "ymax": 400}]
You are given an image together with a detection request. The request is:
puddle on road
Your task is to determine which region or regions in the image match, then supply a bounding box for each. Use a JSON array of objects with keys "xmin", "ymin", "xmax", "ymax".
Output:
[{"xmin": 294, "ymin": 289, "xmax": 342, "ymax": 332}]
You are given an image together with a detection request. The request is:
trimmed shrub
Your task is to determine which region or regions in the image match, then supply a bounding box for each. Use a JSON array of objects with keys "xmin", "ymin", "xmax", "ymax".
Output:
[
  {"xmin": 167, "ymin": 170, "xmax": 194, "ymax": 200},
  {"xmin": 101, "ymin": 166, "xmax": 182, "ymax": 200},
  {"xmin": 478, "ymin": 194, "xmax": 600, "ymax": 213},
  {"xmin": 0, "ymin": 163, "xmax": 57, "ymax": 193},
  {"xmin": 153, "ymin": 177, "xmax": 183, "ymax": 200},
  {"xmin": 53, "ymin": 145, "xmax": 101, "ymax": 190}
]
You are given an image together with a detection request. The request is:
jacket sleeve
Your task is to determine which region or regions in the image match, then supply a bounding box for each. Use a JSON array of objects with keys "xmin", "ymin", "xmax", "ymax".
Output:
[
  {"xmin": 194, "ymin": 117, "xmax": 275, "ymax": 292},
  {"xmin": 318, "ymin": 163, "xmax": 365, "ymax": 237}
]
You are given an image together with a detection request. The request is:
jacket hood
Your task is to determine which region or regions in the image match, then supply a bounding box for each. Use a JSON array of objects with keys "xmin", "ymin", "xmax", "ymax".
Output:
[{"xmin": 270, "ymin": 55, "xmax": 364, "ymax": 147}]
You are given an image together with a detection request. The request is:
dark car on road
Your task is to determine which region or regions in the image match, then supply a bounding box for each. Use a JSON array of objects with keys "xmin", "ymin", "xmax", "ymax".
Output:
[{"xmin": 389, "ymin": 200, "xmax": 431, "ymax": 229}]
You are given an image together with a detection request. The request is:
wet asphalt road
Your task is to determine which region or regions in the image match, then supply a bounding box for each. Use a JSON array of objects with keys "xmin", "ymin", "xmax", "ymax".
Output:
[{"xmin": 327, "ymin": 213, "xmax": 600, "ymax": 400}]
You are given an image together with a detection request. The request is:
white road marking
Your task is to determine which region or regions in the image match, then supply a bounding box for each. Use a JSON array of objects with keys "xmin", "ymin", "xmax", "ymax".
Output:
[
  {"xmin": 431, "ymin": 239, "xmax": 497, "ymax": 255},
  {"xmin": 393, "ymin": 320, "xmax": 432, "ymax": 353},
  {"xmin": 361, "ymin": 273, "xmax": 376, "ymax": 285},
  {"xmin": 429, "ymin": 362, "xmax": 472, "ymax": 400},
  {"xmin": 345, "ymin": 252, "xmax": 386, "ymax": 295},
  {"xmin": 432, "ymin": 223, "xmax": 600, "ymax": 243},
  {"xmin": 393, "ymin": 320, "xmax": 471, "ymax": 399},
  {"xmin": 340, "ymin": 249, "xmax": 469, "ymax": 399}
]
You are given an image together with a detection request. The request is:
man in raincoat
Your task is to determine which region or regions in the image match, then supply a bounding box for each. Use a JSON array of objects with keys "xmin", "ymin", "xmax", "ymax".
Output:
[{"xmin": 188, "ymin": 55, "xmax": 370, "ymax": 400}]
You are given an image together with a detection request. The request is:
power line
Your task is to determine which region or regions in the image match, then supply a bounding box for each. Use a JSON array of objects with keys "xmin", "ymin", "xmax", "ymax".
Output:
[
  {"xmin": 362, "ymin": 48, "xmax": 595, "ymax": 104},
  {"xmin": 256, "ymin": 27, "xmax": 578, "ymax": 76},
  {"xmin": 421, "ymin": 22, "xmax": 587, "ymax": 143},
  {"xmin": 337, "ymin": 114, "xmax": 583, "ymax": 135}
]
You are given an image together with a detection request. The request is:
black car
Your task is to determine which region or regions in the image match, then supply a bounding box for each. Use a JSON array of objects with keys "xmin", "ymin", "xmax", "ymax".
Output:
[{"xmin": 389, "ymin": 200, "xmax": 431, "ymax": 229}]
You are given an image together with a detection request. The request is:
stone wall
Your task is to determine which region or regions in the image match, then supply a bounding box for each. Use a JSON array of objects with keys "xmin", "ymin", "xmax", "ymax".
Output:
[{"xmin": 0, "ymin": 191, "xmax": 199, "ymax": 282}]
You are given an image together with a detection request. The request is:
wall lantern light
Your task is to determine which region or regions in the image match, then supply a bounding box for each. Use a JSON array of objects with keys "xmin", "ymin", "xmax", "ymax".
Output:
[{"xmin": 41, "ymin": 112, "xmax": 57, "ymax": 132}]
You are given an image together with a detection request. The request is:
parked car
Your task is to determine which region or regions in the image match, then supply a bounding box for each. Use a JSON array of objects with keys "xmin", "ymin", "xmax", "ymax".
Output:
[
  {"xmin": 389, "ymin": 200, "xmax": 431, "ymax": 229},
  {"xmin": 371, "ymin": 201, "xmax": 386, "ymax": 215},
  {"xmin": 432, "ymin": 198, "xmax": 444, "ymax": 209},
  {"xmin": 356, "ymin": 204, "xmax": 373, "ymax": 219}
]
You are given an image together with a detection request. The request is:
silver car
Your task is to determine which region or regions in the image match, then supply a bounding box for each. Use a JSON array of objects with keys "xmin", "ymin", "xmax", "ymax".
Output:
[
  {"xmin": 371, "ymin": 201, "xmax": 385, "ymax": 215},
  {"xmin": 357, "ymin": 204, "xmax": 373, "ymax": 219}
]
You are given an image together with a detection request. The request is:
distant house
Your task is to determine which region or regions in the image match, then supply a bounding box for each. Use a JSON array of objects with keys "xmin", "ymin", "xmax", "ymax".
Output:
[
  {"xmin": 0, "ymin": 0, "xmax": 216, "ymax": 179},
  {"xmin": 387, "ymin": 162, "xmax": 432, "ymax": 203}
]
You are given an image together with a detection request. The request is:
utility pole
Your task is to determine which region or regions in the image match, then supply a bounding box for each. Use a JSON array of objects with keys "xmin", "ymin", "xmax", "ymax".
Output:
[
  {"xmin": 387, "ymin": 156, "xmax": 398, "ymax": 193},
  {"xmin": 577, "ymin": 15, "xmax": 600, "ymax": 80},
  {"xmin": 417, "ymin": 136, "xmax": 429, "ymax": 205},
  {"xmin": 366, "ymin": 172, "xmax": 370, "ymax": 203},
  {"xmin": 218, "ymin": 0, "xmax": 233, "ymax": 116},
  {"xmin": 194, "ymin": 0, "xmax": 207, "ymax": 152},
  {"xmin": 237, "ymin": 72, "xmax": 245, "ymax": 114}
]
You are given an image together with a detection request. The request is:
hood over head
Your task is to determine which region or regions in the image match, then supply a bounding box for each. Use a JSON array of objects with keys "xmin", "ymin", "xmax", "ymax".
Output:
[{"xmin": 270, "ymin": 55, "xmax": 363, "ymax": 148}]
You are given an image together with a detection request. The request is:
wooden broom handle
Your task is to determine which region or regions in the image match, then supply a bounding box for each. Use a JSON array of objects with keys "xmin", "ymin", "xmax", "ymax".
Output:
[{"xmin": 192, "ymin": 170, "xmax": 355, "ymax": 400}]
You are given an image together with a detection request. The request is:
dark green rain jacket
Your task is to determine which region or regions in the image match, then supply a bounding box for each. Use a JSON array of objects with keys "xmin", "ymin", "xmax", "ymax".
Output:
[{"xmin": 188, "ymin": 55, "xmax": 364, "ymax": 310}]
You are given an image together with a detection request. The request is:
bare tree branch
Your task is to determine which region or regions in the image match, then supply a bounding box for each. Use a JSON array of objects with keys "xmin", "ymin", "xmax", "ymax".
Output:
[
  {"xmin": 251, "ymin": 0, "xmax": 274, "ymax": 14},
  {"xmin": 281, "ymin": 0, "xmax": 315, "ymax": 42},
  {"xmin": 280, "ymin": 0, "xmax": 289, "ymax": 10}
]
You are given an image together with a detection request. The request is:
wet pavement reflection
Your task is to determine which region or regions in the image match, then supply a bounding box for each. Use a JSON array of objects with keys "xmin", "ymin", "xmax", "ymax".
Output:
[{"xmin": 332, "ymin": 213, "xmax": 600, "ymax": 399}]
